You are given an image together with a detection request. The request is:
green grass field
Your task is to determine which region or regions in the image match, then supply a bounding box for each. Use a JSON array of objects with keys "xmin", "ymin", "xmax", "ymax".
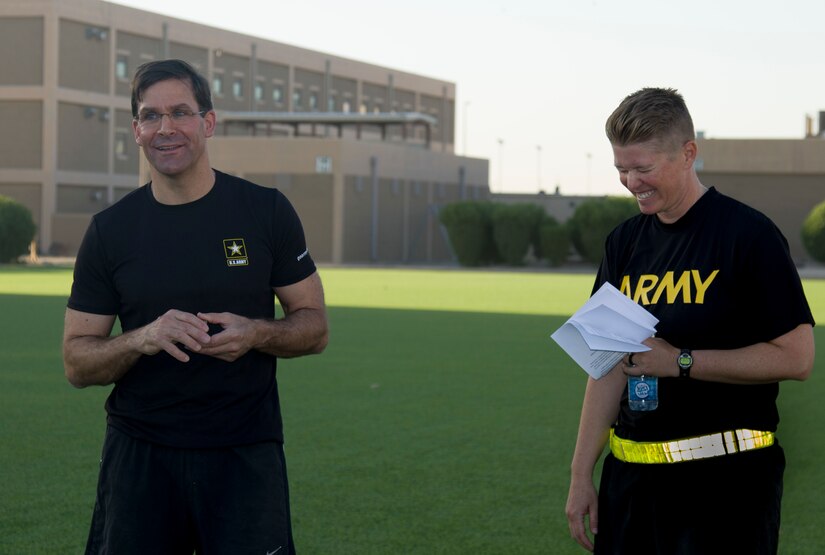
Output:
[{"xmin": 1, "ymin": 266, "xmax": 824, "ymax": 554}]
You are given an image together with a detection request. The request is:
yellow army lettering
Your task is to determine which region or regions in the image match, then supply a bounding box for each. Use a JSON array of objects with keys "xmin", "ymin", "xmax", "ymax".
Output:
[{"xmin": 619, "ymin": 270, "xmax": 719, "ymax": 305}]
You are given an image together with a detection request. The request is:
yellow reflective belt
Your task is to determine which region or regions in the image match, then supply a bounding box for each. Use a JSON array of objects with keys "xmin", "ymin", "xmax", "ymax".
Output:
[{"xmin": 609, "ymin": 428, "xmax": 774, "ymax": 464}]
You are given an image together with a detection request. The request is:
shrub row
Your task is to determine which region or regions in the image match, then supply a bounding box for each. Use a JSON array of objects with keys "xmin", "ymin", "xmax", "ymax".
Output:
[
  {"xmin": 8, "ymin": 191, "xmax": 825, "ymax": 266},
  {"xmin": 439, "ymin": 201, "xmax": 558, "ymax": 267},
  {"xmin": 439, "ymin": 196, "xmax": 638, "ymax": 267}
]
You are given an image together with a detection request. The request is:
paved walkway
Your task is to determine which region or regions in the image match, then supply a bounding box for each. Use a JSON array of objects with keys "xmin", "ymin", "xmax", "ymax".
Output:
[{"xmin": 794, "ymin": 261, "xmax": 825, "ymax": 279}]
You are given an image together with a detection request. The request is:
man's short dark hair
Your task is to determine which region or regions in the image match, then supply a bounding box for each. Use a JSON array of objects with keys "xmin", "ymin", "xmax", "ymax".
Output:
[
  {"xmin": 131, "ymin": 59, "xmax": 213, "ymax": 117},
  {"xmin": 605, "ymin": 87, "xmax": 695, "ymax": 152}
]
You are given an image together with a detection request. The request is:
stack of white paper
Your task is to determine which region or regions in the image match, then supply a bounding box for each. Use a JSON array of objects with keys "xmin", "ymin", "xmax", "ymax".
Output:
[{"xmin": 551, "ymin": 282, "xmax": 658, "ymax": 379}]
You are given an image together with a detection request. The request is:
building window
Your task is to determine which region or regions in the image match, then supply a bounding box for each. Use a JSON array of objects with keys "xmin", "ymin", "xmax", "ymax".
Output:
[
  {"xmin": 342, "ymin": 101, "xmax": 351, "ymax": 113},
  {"xmin": 328, "ymin": 94, "xmax": 336, "ymax": 111},
  {"xmin": 308, "ymin": 91, "xmax": 318, "ymax": 111},
  {"xmin": 114, "ymin": 131, "xmax": 129, "ymax": 160},
  {"xmin": 213, "ymin": 75, "xmax": 224, "ymax": 96},
  {"xmin": 293, "ymin": 89, "xmax": 303, "ymax": 110},
  {"xmin": 85, "ymin": 26, "xmax": 108, "ymax": 41},
  {"xmin": 272, "ymin": 85, "xmax": 284, "ymax": 104},
  {"xmin": 254, "ymin": 83, "xmax": 264, "ymax": 102},
  {"xmin": 115, "ymin": 55, "xmax": 128, "ymax": 81},
  {"xmin": 232, "ymin": 79, "xmax": 243, "ymax": 99}
]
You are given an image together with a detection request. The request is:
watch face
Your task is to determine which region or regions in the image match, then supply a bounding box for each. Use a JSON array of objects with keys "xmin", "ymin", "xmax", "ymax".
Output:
[{"xmin": 678, "ymin": 353, "xmax": 692, "ymax": 368}]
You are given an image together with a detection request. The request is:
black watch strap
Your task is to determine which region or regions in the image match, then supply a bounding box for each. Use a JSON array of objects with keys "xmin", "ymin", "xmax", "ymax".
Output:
[{"xmin": 677, "ymin": 349, "xmax": 693, "ymax": 378}]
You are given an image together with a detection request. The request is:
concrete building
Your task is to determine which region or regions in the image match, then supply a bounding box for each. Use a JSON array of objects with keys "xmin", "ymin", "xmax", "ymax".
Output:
[{"xmin": 0, "ymin": 0, "xmax": 489, "ymax": 263}]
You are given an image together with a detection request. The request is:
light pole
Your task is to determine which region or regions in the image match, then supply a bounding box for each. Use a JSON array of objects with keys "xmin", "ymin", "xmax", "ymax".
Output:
[
  {"xmin": 497, "ymin": 138, "xmax": 504, "ymax": 191},
  {"xmin": 536, "ymin": 144, "xmax": 542, "ymax": 191},
  {"xmin": 586, "ymin": 152, "xmax": 592, "ymax": 194},
  {"xmin": 463, "ymin": 101, "xmax": 470, "ymax": 156}
]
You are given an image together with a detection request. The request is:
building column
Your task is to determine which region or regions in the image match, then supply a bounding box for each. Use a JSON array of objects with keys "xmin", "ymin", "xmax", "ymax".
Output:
[
  {"xmin": 40, "ymin": 10, "xmax": 59, "ymax": 254},
  {"xmin": 370, "ymin": 155, "xmax": 379, "ymax": 262},
  {"xmin": 331, "ymin": 161, "xmax": 345, "ymax": 264}
]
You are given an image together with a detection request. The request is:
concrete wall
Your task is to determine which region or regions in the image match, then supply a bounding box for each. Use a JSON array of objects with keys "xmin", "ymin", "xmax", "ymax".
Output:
[
  {"xmin": 0, "ymin": 16, "xmax": 43, "ymax": 85},
  {"xmin": 206, "ymin": 136, "xmax": 488, "ymax": 264},
  {"xmin": 0, "ymin": 100, "xmax": 43, "ymax": 169}
]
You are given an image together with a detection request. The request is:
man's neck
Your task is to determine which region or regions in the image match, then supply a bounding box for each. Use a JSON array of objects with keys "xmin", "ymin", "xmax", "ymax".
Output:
[{"xmin": 150, "ymin": 166, "xmax": 216, "ymax": 205}]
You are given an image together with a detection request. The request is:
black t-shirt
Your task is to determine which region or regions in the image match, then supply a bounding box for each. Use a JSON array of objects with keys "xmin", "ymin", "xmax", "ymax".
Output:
[
  {"xmin": 594, "ymin": 187, "xmax": 814, "ymax": 442},
  {"xmin": 68, "ymin": 170, "xmax": 316, "ymax": 448}
]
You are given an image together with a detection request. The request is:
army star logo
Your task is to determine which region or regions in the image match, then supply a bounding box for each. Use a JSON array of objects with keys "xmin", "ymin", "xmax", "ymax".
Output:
[{"xmin": 223, "ymin": 238, "xmax": 249, "ymax": 267}]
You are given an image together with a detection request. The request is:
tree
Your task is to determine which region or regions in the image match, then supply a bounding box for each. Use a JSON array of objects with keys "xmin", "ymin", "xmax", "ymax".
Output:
[
  {"xmin": 801, "ymin": 200, "xmax": 825, "ymax": 263},
  {"xmin": 566, "ymin": 196, "xmax": 638, "ymax": 264},
  {"xmin": 0, "ymin": 195, "xmax": 37, "ymax": 263},
  {"xmin": 491, "ymin": 203, "xmax": 545, "ymax": 266},
  {"xmin": 439, "ymin": 201, "xmax": 497, "ymax": 266},
  {"xmin": 538, "ymin": 216, "xmax": 570, "ymax": 267}
]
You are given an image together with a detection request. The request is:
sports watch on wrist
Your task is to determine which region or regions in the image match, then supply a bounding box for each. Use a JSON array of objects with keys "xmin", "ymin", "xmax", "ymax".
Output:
[{"xmin": 677, "ymin": 349, "xmax": 693, "ymax": 378}]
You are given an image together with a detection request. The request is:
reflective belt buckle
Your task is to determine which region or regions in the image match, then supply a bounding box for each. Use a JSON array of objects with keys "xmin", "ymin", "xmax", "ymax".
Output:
[{"xmin": 610, "ymin": 428, "xmax": 774, "ymax": 464}]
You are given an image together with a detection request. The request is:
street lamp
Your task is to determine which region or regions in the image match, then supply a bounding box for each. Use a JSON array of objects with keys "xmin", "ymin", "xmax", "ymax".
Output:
[
  {"xmin": 586, "ymin": 152, "xmax": 592, "ymax": 194},
  {"xmin": 463, "ymin": 101, "xmax": 470, "ymax": 156},
  {"xmin": 497, "ymin": 138, "xmax": 504, "ymax": 191}
]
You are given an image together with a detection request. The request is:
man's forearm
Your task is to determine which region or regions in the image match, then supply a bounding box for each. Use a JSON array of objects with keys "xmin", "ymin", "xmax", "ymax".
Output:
[
  {"xmin": 64, "ymin": 332, "xmax": 142, "ymax": 388},
  {"xmin": 252, "ymin": 307, "xmax": 329, "ymax": 358}
]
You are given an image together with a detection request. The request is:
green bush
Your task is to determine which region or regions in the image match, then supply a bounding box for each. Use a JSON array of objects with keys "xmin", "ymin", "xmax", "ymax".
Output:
[
  {"xmin": 526, "ymin": 205, "xmax": 551, "ymax": 259},
  {"xmin": 491, "ymin": 203, "xmax": 545, "ymax": 266},
  {"xmin": 0, "ymin": 195, "xmax": 36, "ymax": 263},
  {"xmin": 802, "ymin": 201, "xmax": 825, "ymax": 263},
  {"xmin": 538, "ymin": 216, "xmax": 570, "ymax": 267},
  {"xmin": 439, "ymin": 201, "xmax": 497, "ymax": 266},
  {"xmin": 567, "ymin": 196, "xmax": 638, "ymax": 264}
]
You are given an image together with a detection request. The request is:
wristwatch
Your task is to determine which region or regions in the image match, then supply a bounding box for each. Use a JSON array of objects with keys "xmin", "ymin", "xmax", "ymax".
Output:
[{"xmin": 677, "ymin": 349, "xmax": 693, "ymax": 378}]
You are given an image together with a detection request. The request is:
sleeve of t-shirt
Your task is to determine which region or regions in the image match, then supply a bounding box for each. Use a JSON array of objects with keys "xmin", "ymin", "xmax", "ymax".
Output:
[
  {"xmin": 591, "ymin": 225, "xmax": 624, "ymax": 295},
  {"xmin": 67, "ymin": 217, "xmax": 120, "ymax": 315},
  {"xmin": 740, "ymin": 216, "xmax": 815, "ymax": 340},
  {"xmin": 592, "ymin": 258, "xmax": 609, "ymax": 296},
  {"xmin": 269, "ymin": 191, "xmax": 317, "ymax": 288}
]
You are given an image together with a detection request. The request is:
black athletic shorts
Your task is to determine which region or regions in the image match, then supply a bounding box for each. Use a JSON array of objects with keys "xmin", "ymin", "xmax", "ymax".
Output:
[
  {"xmin": 594, "ymin": 443, "xmax": 785, "ymax": 555},
  {"xmin": 85, "ymin": 426, "xmax": 295, "ymax": 555}
]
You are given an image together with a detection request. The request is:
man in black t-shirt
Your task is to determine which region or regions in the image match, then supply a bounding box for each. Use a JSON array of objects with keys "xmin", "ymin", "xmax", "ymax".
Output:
[
  {"xmin": 63, "ymin": 59, "xmax": 328, "ymax": 554},
  {"xmin": 564, "ymin": 88, "xmax": 815, "ymax": 554}
]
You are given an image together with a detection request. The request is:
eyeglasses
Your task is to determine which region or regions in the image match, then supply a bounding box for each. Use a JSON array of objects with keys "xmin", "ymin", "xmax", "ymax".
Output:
[{"xmin": 134, "ymin": 109, "xmax": 207, "ymax": 128}]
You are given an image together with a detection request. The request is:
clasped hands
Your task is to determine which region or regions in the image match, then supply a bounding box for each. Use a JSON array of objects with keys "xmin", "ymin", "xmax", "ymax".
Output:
[{"xmin": 137, "ymin": 309, "xmax": 258, "ymax": 363}]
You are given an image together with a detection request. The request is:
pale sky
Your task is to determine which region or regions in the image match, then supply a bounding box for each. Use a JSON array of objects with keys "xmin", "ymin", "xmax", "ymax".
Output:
[{"xmin": 110, "ymin": 0, "xmax": 825, "ymax": 196}]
